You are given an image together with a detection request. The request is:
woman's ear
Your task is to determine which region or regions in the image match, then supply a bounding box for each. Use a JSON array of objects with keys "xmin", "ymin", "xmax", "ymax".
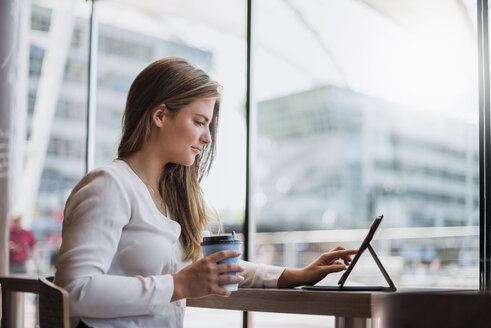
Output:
[{"xmin": 152, "ymin": 104, "xmax": 167, "ymax": 127}]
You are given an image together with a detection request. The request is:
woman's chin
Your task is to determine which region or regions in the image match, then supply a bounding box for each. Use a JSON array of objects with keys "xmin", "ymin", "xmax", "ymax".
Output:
[{"xmin": 173, "ymin": 158, "xmax": 196, "ymax": 167}]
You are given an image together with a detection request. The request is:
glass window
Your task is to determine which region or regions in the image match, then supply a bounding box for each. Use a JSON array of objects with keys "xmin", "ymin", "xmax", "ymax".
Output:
[
  {"xmin": 254, "ymin": 0, "xmax": 478, "ymax": 325},
  {"xmin": 94, "ymin": 1, "xmax": 247, "ymax": 326},
  {"xmin": 10, "ymin": 1, "xmax": 92, "ymax": 325},
  {"xmin": 22, "ymin": 1, "xmax": 91, "ymax": 275},
  {"xmin": 10, "ymin": 1, "xmax": 484, "ymax": 327},
  {"xmin": 31, "ymin": 4, "xmax": 51, "ymax": 32}
]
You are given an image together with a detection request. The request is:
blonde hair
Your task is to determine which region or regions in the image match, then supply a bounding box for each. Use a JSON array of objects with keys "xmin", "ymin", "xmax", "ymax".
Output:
[{"xmin": 118, "ymin": 57, "xmax": 221, "ymax": 262}]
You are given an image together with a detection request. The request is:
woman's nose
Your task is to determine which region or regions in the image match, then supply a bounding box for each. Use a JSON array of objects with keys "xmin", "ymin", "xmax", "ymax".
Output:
[{"xmin": 201, "ymin": 128, "xmax": 212, "ymax": 144}]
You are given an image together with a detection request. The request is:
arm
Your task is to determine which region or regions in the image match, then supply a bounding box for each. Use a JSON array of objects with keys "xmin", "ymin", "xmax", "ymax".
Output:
[
  {"xmin": 238, "ymin": 260, "xmax": 286, "ymax": 288},
  {"xmin": 277, "ymin": 247, "xmax": 358, "ymax": 288},
  {"xmin": 55, "ymin": 169, "xmax": 245, "ymax": 315},
  {"xmin": 171, "ymin": 250, "xmax": 245, "ymax": 300},
  {"xmin": 54, "ymin": 170, "xmax": 172, "ymax": 318},
  {"xmin": 238, "ymin": 247, "xmax": 357, "ymax": 289}
]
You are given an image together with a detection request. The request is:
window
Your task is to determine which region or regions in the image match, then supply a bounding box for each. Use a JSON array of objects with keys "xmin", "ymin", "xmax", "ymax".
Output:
[
  {"xmin": 93, "ymin": 1, "xmax": 247, "ymax": 326},
  {"xmin": 253, "ymin": 0, "xmax": 478, "ymax": 325},
  {"xmin": 9, "ymin": 1, "xmax": 485, "ymax": 327},
  {"xmin": 254, "ymin": 1, "xmax": 479, "ymax": 287},
  {"xmin": 20, "ymin": 0, "xmax": 91, "ymax": 274}
]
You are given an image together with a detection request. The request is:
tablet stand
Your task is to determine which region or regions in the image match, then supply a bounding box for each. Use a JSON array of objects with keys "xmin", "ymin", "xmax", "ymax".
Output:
[
  {"xmin": 302, "ymin": 215, "xmax": 397, "ymax": 292},
  {"xmin": 303, "ymin": 242, "xmax": 397, "ymax": 292},
  {"xmin": 339, "ymin": 243, "xmax": 396, "ymax": 291}
]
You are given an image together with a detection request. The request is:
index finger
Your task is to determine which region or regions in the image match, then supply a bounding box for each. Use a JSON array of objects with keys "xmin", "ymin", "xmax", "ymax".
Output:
[
  {"xmin": 330, "ymin": 249, "xmax": 358, "ymax": 260},
  {"xmin": 206, "ymin": 250, "xmax": 241, "ymax": 263}
]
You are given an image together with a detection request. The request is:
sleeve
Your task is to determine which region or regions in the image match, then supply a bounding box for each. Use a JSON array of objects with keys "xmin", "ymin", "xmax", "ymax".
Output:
[
  {"xmin": 54, "ymin": 169, "xmax": 174, "ymax": 318},
  {"xmin": 238, "ymin": 260, "xmax": 285, "ymax": 288}
]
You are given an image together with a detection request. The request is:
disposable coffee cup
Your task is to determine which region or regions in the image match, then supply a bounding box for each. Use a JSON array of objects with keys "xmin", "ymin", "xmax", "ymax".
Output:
[{"xmin": 201, "ymin": 232, "xmax": 242, "ymax": 291}]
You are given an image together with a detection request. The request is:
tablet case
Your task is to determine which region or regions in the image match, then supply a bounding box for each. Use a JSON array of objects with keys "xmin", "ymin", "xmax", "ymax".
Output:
[{"xmin": 302, "ymin": 215, "xmax": 396, "ymax": 292}]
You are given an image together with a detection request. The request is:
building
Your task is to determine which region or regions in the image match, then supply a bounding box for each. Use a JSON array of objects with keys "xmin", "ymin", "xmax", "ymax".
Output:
[
  {"xmin": 26, "ymin": 4, "xmax": 214, "ymax": 238},
  {"xmin": 256, "ymin": 85, "xmax": 479, "ymax": 231}
]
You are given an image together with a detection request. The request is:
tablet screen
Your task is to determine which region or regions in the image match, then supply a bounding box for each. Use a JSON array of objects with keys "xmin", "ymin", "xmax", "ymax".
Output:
[{"xmin": 338, "ymin": 214, "xmax": 384, "ymax": 287}]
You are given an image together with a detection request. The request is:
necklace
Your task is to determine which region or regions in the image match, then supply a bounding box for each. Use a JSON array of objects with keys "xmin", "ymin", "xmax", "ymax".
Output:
[
  {"xmin": 123, "ymin": 159, "xmax": 166, "ymax": 212},
  {"xmin": 145, "ymin": 183, "xmax": 166, "ymax": 211}
]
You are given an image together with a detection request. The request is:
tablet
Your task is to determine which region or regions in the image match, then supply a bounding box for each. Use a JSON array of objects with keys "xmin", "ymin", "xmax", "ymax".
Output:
[
  {"xmin": 338, "ymin": 214, "xmax": 383, "ymax": 287},
  {"xmin": 302, "ymin": 214, "xmax": 396, "ymax": 291}
]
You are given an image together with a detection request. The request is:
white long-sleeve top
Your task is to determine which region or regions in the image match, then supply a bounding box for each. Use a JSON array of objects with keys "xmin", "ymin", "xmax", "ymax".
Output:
[{"xmin": 54, "ymin": 159, "xmax": 285, "ymax": 328}]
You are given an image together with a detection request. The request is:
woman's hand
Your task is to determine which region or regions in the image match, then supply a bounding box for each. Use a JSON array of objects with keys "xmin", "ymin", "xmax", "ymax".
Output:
[
  {"xmin": 277, "ymin": 246, "xmax": 358, "ymax": 288},
  {"xmin": 171, "ymin": 250, "xmax": 245, "ymax": 301}
]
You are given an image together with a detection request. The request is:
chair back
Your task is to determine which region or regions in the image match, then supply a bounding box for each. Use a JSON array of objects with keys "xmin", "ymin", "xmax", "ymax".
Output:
[
  {"xmin": 0, "ymin": 276, "xmax": 70, "ymax": 328},
  {"xmin": 39, "ymin": 276, "xmax": 70, "ymax": 328},
  {"xmin": 0, "ymin": 276, "xmax": 39, "ymax": 327}
]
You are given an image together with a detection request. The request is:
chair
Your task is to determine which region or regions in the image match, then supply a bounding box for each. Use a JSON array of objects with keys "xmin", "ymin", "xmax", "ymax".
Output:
[
  {"xmin": 0, "ymin": 276, "xmax": 39, "ymax": 328},
  {"xmin": 39, "ymin": 276, "xmax": 70, "ymax": 328},
  {"xmin": 0, "ymin": 276, "xmax": 70, "ymax": 328}
]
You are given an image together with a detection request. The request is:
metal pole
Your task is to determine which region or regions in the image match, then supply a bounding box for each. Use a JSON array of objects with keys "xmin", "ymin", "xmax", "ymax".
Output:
[
  {"xmin": 477, "ymin": 0, "xmax": 491, "ymax": 291},
  {"xmin": 0, "ymin": 0, "xmax": 15, "ymax": 278},
  {"xmin": 86, "ymin": 0, "xmax": 98, "ymax": 173},
  {"xmin": 10, "ymin": 0, "xmax": 30, "ymax": 215},
  {"xmin": 1, "ymin": 1, "xmax": 24, "ymax": 326},
  {"xmin": 243, "ymin": 0, "xmax": 255, "ymax": 326}
]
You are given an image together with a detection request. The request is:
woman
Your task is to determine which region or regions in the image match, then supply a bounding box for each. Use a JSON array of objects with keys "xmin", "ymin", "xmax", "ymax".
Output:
[{"xmin": 54, "ymin": 57, "xmax": 357, "ymax": 328}]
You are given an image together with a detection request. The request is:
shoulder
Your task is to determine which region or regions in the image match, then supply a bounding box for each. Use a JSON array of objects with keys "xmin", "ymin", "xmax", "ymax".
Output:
[
  {"xmin": 63, "ymin": 160, "xmax": 134, "ymax": 223},
  {"xmin": 68, "ymin": 160, "xmax": 132, "ymax": 203},
  {"xmin": 80, "ymin": 160, "xmax": 129, "ymax": 187}
]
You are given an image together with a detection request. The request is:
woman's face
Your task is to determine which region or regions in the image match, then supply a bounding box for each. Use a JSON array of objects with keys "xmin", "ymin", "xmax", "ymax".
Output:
[{"xmin": 157, "ymin": 99, "xmax": 214, "ymax": 166}]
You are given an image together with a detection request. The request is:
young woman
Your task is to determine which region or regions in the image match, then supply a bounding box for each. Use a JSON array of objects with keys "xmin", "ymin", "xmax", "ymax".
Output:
[{"xmin": 54, "ymin": 57, "xmax": 357, "ymax": 328}]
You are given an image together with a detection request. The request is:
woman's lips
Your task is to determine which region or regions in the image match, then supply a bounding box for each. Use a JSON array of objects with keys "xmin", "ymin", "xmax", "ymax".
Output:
[{"xmin": 191, "ymin": 146, "xmax": 201, "ymax": 154}]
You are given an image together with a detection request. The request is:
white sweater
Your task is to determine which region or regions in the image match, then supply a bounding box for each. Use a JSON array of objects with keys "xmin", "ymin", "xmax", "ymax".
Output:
[{"xmin": 54, "ymin": 159, "xmax": 285, "ymax": 328}]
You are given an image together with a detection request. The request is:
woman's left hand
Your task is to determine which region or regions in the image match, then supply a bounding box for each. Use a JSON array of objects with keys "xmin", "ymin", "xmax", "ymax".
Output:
[{"xmin": 277, "ymin": 246, "xmax": 358, "ymax": 288}]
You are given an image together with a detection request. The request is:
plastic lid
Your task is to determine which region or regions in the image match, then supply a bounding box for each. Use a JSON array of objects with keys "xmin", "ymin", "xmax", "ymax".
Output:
[{"xmin": 201, "ymin": 231, "xmax": 241, "ymax": 245}]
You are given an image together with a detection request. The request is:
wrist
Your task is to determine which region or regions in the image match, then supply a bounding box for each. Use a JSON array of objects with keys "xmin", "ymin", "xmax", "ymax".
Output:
[
  {"xmin": 171, "ymin": 273, "xmax": 185, "ymax": 301},
  {"xmin": 277, "ymin": 268, "xmax": 302, "ymax": 288}
]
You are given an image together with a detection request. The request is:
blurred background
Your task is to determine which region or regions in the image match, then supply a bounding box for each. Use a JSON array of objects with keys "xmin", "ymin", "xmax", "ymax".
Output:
[{"xmin": 7, "ymin": 0, "xmax": 480, "ymax": 327}]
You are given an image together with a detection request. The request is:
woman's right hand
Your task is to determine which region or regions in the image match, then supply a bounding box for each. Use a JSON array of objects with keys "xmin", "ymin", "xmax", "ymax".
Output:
[{"xmin": 171, "ymin": 250, "xmax": 245, "ymax": 301}]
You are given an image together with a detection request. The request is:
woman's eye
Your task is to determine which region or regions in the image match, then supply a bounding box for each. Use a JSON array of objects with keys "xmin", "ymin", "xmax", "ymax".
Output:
[{"xmin": 195, "ymin": 120, "xmax": 205, "ymax": 126}]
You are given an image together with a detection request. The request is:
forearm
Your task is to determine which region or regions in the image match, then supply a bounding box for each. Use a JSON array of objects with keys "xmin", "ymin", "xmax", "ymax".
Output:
[
  {"xmin": 277, "ymin": 268, "xmax": 304, "ymax": 288},
  {"xmin": 62, "ymin": 274, "xmax": 174, "ymax": 317},
  {"xmin": 277, "ymin": 248, "xmax": 357, "ymax": 288},
  {"xmin": 239, "ymin": 260, "xmax": 285, "ymax": 288}
]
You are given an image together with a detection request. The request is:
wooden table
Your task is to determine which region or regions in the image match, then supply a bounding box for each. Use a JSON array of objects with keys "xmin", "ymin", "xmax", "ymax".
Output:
[
  {"xmin": 187, "ymin": 287, "xmax": 373, "ymax": 328},
  {"xmin": 1, "ymin": 277, "xmax": 475, "ymax": 328},
  {"xmin": 187, "ymin": 287, "xmax": 476, "ymax": 328}
]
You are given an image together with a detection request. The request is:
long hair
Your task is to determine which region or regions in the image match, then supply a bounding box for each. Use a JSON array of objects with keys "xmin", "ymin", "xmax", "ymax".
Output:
[{"xmin": 118, "ymin": 57, "xmax": 221, "ymax": 262}]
